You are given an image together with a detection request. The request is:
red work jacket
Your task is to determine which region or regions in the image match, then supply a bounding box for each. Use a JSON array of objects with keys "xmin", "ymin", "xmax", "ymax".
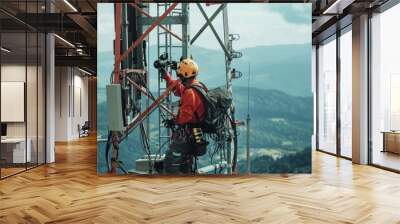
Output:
[{"xmin": 163, "ymin": 72, "xmax": 206, "ymax": 125}]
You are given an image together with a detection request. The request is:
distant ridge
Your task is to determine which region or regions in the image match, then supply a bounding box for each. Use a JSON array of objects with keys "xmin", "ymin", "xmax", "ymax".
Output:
[{"xmin": 98, "ymin": 44, "xmax": 311, "ymax": 97}]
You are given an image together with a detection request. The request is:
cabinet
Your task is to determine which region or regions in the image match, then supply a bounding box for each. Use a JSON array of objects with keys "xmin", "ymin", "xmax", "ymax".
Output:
[{"xmin": 382, "ymin": 132, "xmax": 400, "ymax": 154}]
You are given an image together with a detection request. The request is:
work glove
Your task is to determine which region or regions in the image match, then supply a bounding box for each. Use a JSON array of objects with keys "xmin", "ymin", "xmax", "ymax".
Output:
[
  {"xmin": 153, "ymin": 59, "xmax": 162, "ymax": 69},
  {"xmin": 154, "ymin": 60, "xmax": 166, "ymax": 73},
  {"xmin": 154, "ymin": 64, "xmax": 168, "ymax": 80},
  {"xmin": 163, "ymin": 119, "xmax": 176, "ymax": 129}
]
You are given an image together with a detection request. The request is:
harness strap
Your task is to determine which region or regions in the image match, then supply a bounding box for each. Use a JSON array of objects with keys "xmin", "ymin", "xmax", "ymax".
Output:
[{"xmin": 185, "ymin": 83, "xmax": 207, "ymax": 123}]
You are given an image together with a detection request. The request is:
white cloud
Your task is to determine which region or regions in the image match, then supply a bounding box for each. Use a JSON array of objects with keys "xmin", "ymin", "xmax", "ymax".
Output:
[
  {"xmin": 287, "ymin": 3, "xmax": 309, "ymax": 12},
  {"xmin": 172, "ymin": 3, "xmax": 310, "ymax": 50},
  {"xmin": 98, "ymin": 4, "xmax": 114, "ymax": 53},
  {"xmin": 227, "ymin": 4, "xmax": 310, "ymax": 49}
]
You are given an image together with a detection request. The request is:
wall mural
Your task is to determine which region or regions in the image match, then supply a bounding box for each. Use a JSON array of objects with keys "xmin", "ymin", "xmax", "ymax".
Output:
[{"xmin": 97, "ymin": 3, "xmax": 312, "ymax": 175}]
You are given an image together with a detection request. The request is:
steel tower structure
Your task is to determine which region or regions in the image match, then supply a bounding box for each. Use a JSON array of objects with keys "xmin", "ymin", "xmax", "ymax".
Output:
[
  {"xmin": 156, "ymin": 3, "xmax": 190, "ymax": 162},
  {"xmin": 105, "ymin": 3, "xmax": 242, "ymax": 174}
]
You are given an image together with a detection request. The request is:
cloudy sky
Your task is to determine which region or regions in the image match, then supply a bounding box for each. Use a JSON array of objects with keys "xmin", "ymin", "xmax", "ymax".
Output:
[{"xmin": 98, "ymin": 3, "xmax": 311, "ymax": 53}]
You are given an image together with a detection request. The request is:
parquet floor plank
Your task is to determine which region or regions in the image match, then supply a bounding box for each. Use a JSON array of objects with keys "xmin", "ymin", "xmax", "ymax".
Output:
[{"xmin": 0, "ymin": 135, "xmax": 399, "ymax": 223}]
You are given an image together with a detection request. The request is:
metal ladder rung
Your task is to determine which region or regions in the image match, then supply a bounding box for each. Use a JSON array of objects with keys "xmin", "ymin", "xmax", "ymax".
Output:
[
  {"xmin": 158, "ymin": 45, "xmax": 183, "ymax": 48},
  {"xmin": 157, "ymin": 3, "xmax": 181, "ymax": 154}
]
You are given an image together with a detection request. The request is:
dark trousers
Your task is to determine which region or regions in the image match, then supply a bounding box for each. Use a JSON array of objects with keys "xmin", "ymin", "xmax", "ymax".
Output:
[{"xmin": 164, "ymin": 139, "xmax": 194, "ymax": 174}]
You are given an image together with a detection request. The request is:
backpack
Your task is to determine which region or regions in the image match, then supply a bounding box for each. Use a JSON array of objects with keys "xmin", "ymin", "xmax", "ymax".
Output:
[{"xmin": 190, "ymin": 84, "xmax": 233, "ymax": 134}]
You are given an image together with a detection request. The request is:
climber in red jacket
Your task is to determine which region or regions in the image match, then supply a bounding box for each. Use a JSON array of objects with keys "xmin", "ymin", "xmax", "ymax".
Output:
[{"xmin": 157, "ymin": 58, "xmax": 208, "ymax": 174}]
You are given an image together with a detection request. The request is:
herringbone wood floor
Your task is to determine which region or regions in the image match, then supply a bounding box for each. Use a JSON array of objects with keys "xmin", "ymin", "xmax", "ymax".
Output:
[{"xmin": 1, "ymin": 135, "xmax": 400, "ymax": 224}]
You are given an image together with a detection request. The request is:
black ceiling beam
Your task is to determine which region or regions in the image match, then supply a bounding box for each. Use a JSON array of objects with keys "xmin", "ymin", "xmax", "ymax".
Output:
[
  {"xmin": 312, "ymin": 0, "xmax": 383, "ymax": 44},
  {"xmin": 55, "ymin": 55, "xmax": 96, "ymax": 73},
  {"xmin": 312, "ymin": 14, "xmax": 353, "ymax": 44},
  {"xmin": 8, "ymin": 13, "xmax": 96, "ymax": 32},
  {"xmin": 0, "ymin": 18, "xmax": 29, "ymax": 32}
]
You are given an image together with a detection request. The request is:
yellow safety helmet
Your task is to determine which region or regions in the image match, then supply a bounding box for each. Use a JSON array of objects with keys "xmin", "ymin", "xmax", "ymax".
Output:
[{"xmin": 177, "ymin": 58, "xmax": 199, "ymax": 78}]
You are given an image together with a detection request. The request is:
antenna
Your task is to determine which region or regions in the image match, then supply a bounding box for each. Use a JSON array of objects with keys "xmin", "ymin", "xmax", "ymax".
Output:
[
  {"xmin": 247, "ymin": 62, "xmax": 250, "ymax": 115},
  {"xmin": 246, "ymin": 62, "xmax": 251, "ymax": 174}
]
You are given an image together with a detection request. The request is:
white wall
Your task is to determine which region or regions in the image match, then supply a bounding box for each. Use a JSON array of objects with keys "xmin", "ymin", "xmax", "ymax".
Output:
[
  {"xmin": 54, "ymin": 67, "xmax": 89, "ymax": 141},
  {"xmin": 55, "ymin": 66, "xmax": 69, "ymax": 141},
  {"xmin": 1, "ymin": 64, "xmax": 43, "ymax": 137},
  {"xmin": 1, "ymin": 65, "xmax": 26, "ymax": 138},
  {"xmin": 72, "ymin": 73, "xmax": 89, "ymax": 138},
  {"xmin": 1, "ymin": 63, "xmax": 46, "ymax": 164}
]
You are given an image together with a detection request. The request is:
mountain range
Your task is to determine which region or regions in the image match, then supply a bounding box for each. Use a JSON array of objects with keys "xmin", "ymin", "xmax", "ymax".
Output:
[
  {"xmin": 98, "ymin": 44, "xmax": 312, "ymax": 97},
  {"xmin": 97, "ymin": 43, "xmax": 312, "ymax": 173},
  {"xmin": 97, "ymin": 86, "xmax": 312, "ymax": 174}
]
